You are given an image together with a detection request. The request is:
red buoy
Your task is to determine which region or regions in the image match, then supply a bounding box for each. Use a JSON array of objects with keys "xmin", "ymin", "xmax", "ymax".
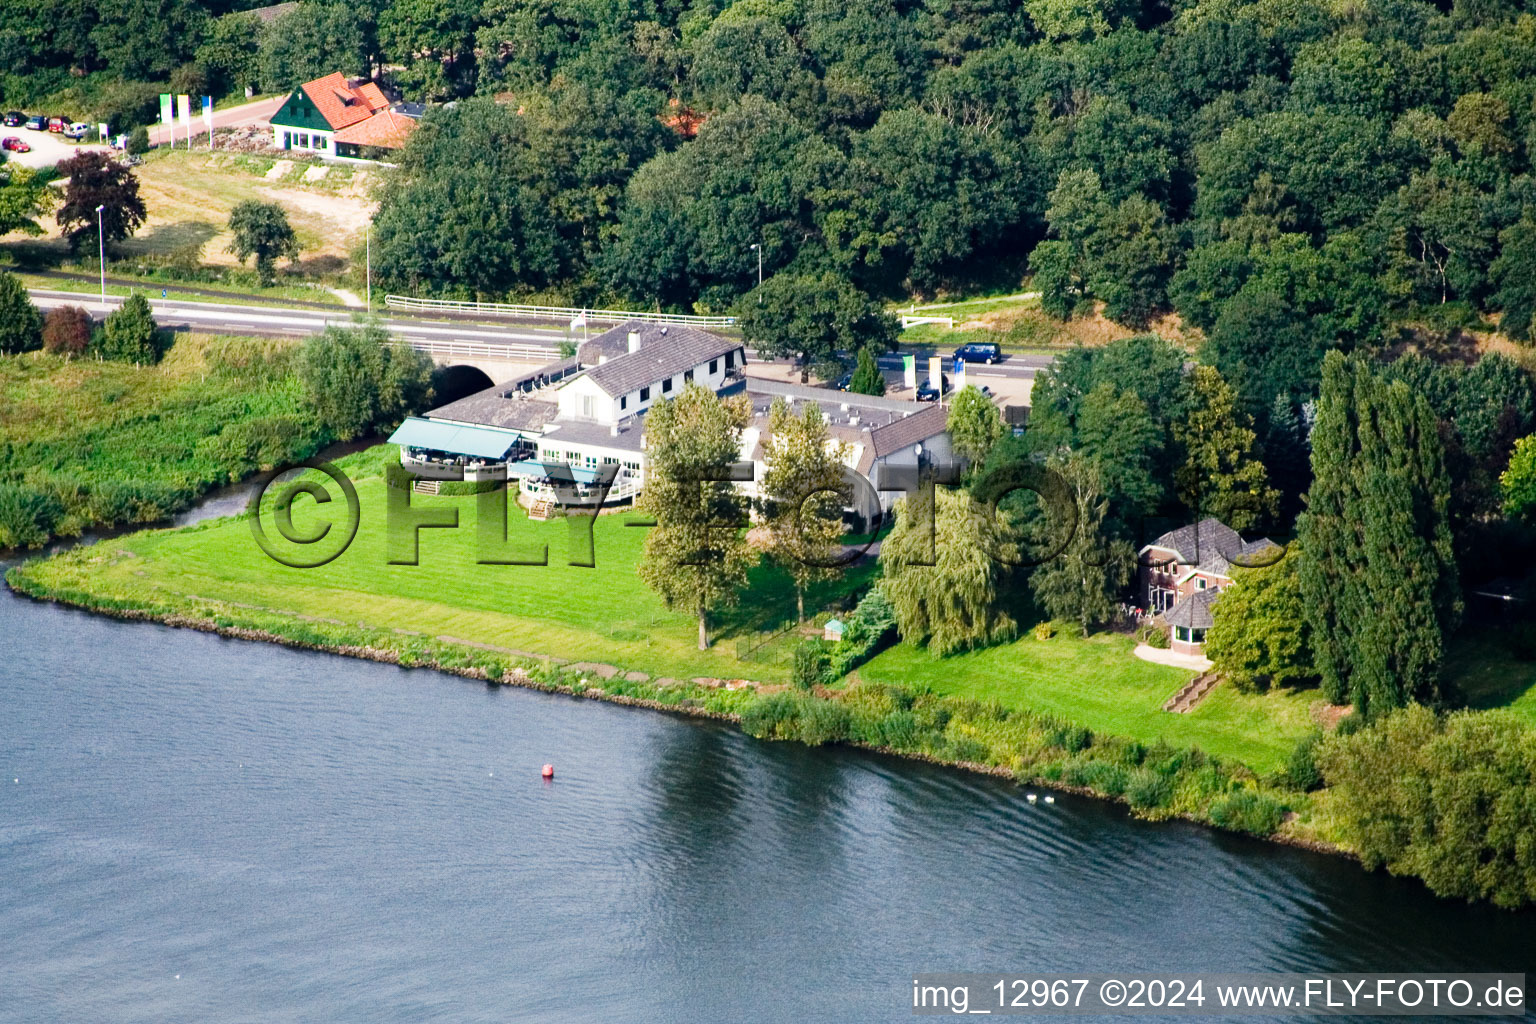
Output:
[{"xmin": 541, "ymin": 763, "xmax": 554, "ymax": 779}]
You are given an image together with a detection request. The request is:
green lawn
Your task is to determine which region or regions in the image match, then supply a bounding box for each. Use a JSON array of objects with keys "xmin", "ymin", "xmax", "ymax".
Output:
[
  {"xmin": 13, "ymin": 443, "xmax": 1331, "ymax": 772},
  {"xmin": 1447, "ymin": 627, "xmax": 1536, "ymax": 723},
  {"xmin": 858, "ymin": 634, "xmax": 1321, "ymax": 772},
  {"xmin": 17, "ymin": 447, "xmax": 872, "ymax": 683},
  {"xmin": 16, "ymin": 271, "xmax": 347, "ymax": 308}
]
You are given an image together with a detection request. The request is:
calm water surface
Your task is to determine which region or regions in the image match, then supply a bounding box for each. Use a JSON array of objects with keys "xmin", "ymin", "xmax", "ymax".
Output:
[{"xmin": 2, "ymin": 537, "xmax": 1532, "ymax": 1022}]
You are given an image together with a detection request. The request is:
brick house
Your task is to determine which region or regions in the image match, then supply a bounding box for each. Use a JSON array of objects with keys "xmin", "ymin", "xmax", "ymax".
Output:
[{"xmin": 1137, "ymin": 518, "xmax": 1277, "ymax": 655}]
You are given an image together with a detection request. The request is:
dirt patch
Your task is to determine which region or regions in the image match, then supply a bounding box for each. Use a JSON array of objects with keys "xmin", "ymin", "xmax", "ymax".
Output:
[{"xmin": 1311, "ymin": 701, "xmax": 1354, "ymax": 730}]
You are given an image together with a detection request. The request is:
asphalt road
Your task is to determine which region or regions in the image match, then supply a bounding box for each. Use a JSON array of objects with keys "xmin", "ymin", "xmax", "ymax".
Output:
[{"xmin": 26, "ymin": 288, "xmax": 1048, "ymax": 380}]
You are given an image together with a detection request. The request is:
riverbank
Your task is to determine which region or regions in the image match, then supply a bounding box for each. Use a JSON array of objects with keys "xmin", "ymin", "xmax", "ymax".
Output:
[
  {"xmin": 0, "ymin": 334, "xmax": 329, "ymax": 548},
  {"xmin": 6, "ymin": 522, "xmax": 1334, "ymax": 853}
]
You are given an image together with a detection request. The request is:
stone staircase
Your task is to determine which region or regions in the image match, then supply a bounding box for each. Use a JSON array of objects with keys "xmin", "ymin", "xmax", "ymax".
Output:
[
  {"xmin": 1163, "ymin": 671, "xmax": 1221, "ymax": 713},
  {"xmin": 527, "ymin": 498, "xmax": 556, "ymax": 521},
  {"xmin": 412, "ymin": 478, "xmax": 441, "ymax": 496}
]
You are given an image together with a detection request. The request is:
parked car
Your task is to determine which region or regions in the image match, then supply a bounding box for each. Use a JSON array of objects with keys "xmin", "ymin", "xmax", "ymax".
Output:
[
  {"xmin": 47, "ymin": 116, "xmax": 69, "ymax": 133},
  {"xmin": 953, "ymin": 342, "xmax": 1002, "ymax": 365},
  {"xmin": 1, "ymin": 136, "xmax": 30, "ymax": 153},
  {"xmin": 23, "ymin": 115, "xmax": 45, "ymax": 131},
  {"xmin": 916, "ymin": 374, "xmax": 952, "ymax": 402},
  {"xmin": 831, "ymin": 371, "xmax": 853, "ymax": 391},
  {"xmin": 3, "ymin": 112, "xmax": 23, "ymax": 127},
  {"xmin": 63, "ymin": 122, "xmax": 90, "ymax": 140}
]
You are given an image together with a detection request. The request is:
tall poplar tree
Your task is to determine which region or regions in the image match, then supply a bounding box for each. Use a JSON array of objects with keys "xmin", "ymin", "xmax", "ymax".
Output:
[
  {"xmin": 638, "ymin": 382, "xmax": 755, "ymax": 650},
  {"xmin": 1298, "ymin": 352, "xmax": 1460, "ymax": 715},
  {"xmin": 1173, "ymin": 365, "xmax": 1279, "ymax": 531}
]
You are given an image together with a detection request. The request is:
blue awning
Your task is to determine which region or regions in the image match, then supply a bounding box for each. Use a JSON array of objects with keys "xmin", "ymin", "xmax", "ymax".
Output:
[
  {"xmin": 505, "ymin": 461, "xmax": 607, "ymax": 483},
  {"xmin": 387, "ymin": 417, "xmax": 522, "ymax": 460}
]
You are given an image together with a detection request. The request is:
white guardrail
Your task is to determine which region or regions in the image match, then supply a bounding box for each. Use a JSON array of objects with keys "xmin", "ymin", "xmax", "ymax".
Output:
[
  {"xmin": 385, "ymin": 339, "xmax": 557, "ymax": 362},
  {"xmin": 385, "ymin": 295, "xmax": 737, "ymax": 328}
]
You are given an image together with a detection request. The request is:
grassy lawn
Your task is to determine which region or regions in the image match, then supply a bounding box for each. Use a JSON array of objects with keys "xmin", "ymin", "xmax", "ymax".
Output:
[
  {"xmin": 899, "ymin": 294, "xmax": 1194, "ymax": 355},
  {"xmin": 1447, "ymin": 626, "xmax": 1536, "ymax": 724},
  {"xmin": 7, "ymin": 149, "xmax": 376, "ymax": 283},
  {"xmin": 17, "ymin": 446, "xmax": 874, "ymax": 684},
  {"xmin": 857, "ymin": 634, "xmax": 1321, "ymax": 773}
]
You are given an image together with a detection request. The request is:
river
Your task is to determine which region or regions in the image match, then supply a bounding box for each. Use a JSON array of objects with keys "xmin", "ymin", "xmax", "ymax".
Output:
[{"xmin": 1, "ymin": 498, "xmax": 1532, "ymax": 1022}]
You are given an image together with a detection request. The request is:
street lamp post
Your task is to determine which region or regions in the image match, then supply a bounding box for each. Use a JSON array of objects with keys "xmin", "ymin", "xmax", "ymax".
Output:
[
  {"xmin": 749, "ymin": 243, "xmax": 762, "ymax": 288},
  {"xmin": 95, "ymin": 204, "xmax": 106, "ymax": 309}
]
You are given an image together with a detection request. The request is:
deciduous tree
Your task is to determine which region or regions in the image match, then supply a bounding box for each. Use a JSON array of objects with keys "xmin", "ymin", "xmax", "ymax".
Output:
[
  {"xmin": 760, "ymin": 398, "xmax": 849, "ymax": 622},
  {"xmin": 737, "ymin": 272, "xmax": 897, "ymax": 375},
  {"xmin": 946, "ymin": 384, "xmax": 1003, "ymax": 467},
  {"xmin": 1173, "ymin": 365, "xmax": 1279, "ymax": 530},
  {"xmin": 227, "ymin": 201, "xmax": 300, "ymax": 286},
  {"xmin": 880, "ymin": 484, "xmax": 1019, "ymax": 654},
  {"xmin": 41, "ymin": 306, "xmax": 92, "ymax": 357},
  {"xmin": 1203, "ymin": 545, "xmax": 1316, "ymax": 692},
  {"xmin": 55, "ymin": 153, "xmax": 146, "ymax": 255},
  {"xmin": 297, "ymin": 322, "xmax": 434, "ymax": 439},
  {"xmin": 638, "ymin": 383, "xmax": 755, "ymax": 649},
  {"xmin": 1025, "ymin": 454, "xmax": 1132, "ymax": 634}
]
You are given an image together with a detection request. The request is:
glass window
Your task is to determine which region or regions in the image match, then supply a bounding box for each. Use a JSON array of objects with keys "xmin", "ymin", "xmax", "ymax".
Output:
[
  {"xmin": 620, "ymin": 396, "xmax": 628, "ymax": 410},
  {"xmin": 662, "ymin": 377, "xmax": 673, "ymax": 393},
  {"xmin": 640, "ymin": 387, "xmax": 650, "ymax": 401},
  {"xmin": 1175, "ymin": 627, "xmax": 1189, "ymax": 642},
  {"xmin": 684, "ymin": 368, "xmax": 694, "ymax": 382},
  {"xmin": 709, "ymin": 359, "xmax": 718, "ymax": 374},
  {"xmin": 581, "ymin": 395, "xmax": 593, "ymax": 418},
  {"xmin": 725, "ymin": 350, "xmax": 736, "ymax": 368},
  {"xmin": 1196, "ymin": 578, "xmax": 1206, "ymax": 590}
]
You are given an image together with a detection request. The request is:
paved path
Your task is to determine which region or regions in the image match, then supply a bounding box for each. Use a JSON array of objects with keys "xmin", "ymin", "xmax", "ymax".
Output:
[
  {"xmin": 1134, "ymin": 644, "xmax": 1212, "ymax": 672},
  {"xmin": 27, "ymin": 288, "xmax": 564, "ymax": 351},
  {"xmin": 147, "ymin": 95, "xmax": 284, "ymax": 147}
]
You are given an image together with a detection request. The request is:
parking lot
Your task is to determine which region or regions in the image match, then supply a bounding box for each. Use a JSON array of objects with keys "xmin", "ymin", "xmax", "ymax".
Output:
[{"xmin": 1, "ymin": 124, "xmax": 111, "ymax": 170}]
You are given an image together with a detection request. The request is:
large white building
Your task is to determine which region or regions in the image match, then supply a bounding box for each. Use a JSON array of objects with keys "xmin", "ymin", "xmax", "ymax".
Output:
[
  {"xmin": 389, "ymin": 322, "xmax": 745, "ymax": 509},
  {"xmin": 388, "ymin": 321, "xmax": 959, "ymax": 522}
]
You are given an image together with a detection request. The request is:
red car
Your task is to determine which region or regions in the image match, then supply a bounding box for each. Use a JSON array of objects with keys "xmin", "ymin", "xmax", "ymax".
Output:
[
  {"xmin": 1, "ymin": 136, "xmax": 31, "ymax": 153},
  {"xmin": 48, "ymin": 116, "xmax": 68, "ymax": 133}
]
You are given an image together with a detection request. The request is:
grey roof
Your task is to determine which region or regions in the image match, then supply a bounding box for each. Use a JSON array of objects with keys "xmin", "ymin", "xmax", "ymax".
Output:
[
  {"xmin": 869, "ymin": 404, "xmax": 950, "ymax": 458},
  {"xmin": 1163, "ymin": 588, "xmax": 1220, "ymax": 630},
  {"xmin": 747, "ymin": 377, "xmax": 931, "ymax": 414},
  {"xmin": 1142, "ymin": 517, "xmax": 1276, "ymax": 578},
  {"xmin": 576, "ymin": 321, "xmax": 741, "ymax": 398},
  {"xmin": 426, "ymin": 383, "xmax": 557, "ymax": 433},
  {"xmin": 539, "ymin": 418, "xmax": 646, "ymax": 453}
]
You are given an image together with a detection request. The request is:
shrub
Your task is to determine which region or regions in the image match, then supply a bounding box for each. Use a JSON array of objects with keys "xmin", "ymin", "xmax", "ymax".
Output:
[
  {"xmin": 0, "ymin": 485, "xmax": 64, "ymax": 549},
  {"xmin": 1126, "ymin": 767, "xmax": 1173, "ymax": 810},
  {"xmin": 1285, "ymin": 732, "xmax": 1324, "ymax": 791},
  {"xmin": 1033, "ymin": 620, "xmax": 1056, "ymax": 640},
  {"xmin": 1047, "ymin": 723, "xmax": 1093, "ymax": 753},
  {"xmin": 1062, "ymin": 757, "xmax": 1129, "ymax": 796},
  {"xmin": 0, "ymin": 272, "xmax": 43, "ymax": 354},
  {"xmin": 793, "ymin": 638, "xmax": 829, "ymax": 690},
  {"xmin": 96, "ymin": 293, "xmax": 162, "ymax": 363},
  {"xmin": 42, "ymin": 306, "xmax": 92, "ymax": 356},
  {"xmin": 1209, "ymin": 790, "xmax": 1286, "ymax": 836},
  {"xmin": 127, "ymin": 127, "xmax": 151, "ymax": 155}
]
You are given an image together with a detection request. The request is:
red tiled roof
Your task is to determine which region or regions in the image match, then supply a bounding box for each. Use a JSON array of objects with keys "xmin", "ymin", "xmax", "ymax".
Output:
[
  {"xmin": 299, "ymin": 72, "xmax": 391, "ymax": 131},
  {"xmin": 333, "ymin": 108, "xmax": 418, "ymax": 149}
]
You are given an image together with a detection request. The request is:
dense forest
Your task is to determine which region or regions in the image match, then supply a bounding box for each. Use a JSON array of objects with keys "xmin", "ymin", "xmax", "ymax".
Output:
[{"xmin": 7, "ymin": 0, "xmax": 1536, "ymax": 405}]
